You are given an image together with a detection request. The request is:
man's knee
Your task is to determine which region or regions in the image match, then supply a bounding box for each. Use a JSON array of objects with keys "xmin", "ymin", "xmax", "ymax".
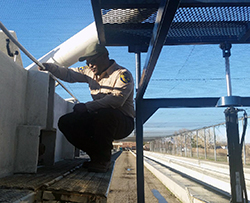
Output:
[
  {"xmin": 58, "ymin": 114, "xmax": 66, "ymax": 129},
  {"xmin": 58, "ymin": 113, "xmax": 73, "ymax": 133}
]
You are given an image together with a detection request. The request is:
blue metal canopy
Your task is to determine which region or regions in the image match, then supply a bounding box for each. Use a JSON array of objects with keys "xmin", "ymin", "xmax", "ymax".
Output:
[
  {"xmin": 90, "ymin": 1, "xmax": 250, "ymax": 202},
  {"xmin": 93, "ymin": 0, "xmax": 250, "ymax": 46}
]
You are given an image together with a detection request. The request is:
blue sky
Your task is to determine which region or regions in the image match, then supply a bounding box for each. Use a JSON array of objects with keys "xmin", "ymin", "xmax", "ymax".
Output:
[{"xmin": 2, "ymin": 0, "xmax": 250, "ymax": 141}]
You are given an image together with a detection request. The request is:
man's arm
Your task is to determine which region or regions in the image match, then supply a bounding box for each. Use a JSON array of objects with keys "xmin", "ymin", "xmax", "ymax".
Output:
[{"xmin": 38, "ymin": 63, "xmax": 89, "ymax": 83}]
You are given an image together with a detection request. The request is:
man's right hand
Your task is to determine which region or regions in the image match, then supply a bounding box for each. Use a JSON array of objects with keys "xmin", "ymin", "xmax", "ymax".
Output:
[{"xmin": 38, "ymin": 63, "xmax": 49, "ymax": 71}]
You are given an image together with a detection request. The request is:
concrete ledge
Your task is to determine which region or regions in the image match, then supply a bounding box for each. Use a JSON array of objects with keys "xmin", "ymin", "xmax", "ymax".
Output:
[
  {"xmin": 145, "ymin": 158, "xmax": 193, "ymax": 202},
  {"xmin": 144, "ymin": 152, "xmax": 237, "ymax": 197},
  {"xmin": 130, "ymin": 151, "xmax": 194, "ymax": 202}
]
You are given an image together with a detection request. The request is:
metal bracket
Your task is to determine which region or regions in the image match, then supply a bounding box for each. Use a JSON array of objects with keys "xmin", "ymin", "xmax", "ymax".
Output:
[
  {"xmin": 6, "ymin": 38, "xmax": 19, "ymax": 57},
  {"xmin": 216, "ymin": 96, "xmax": 242, "ymax": 107},
  {"xmin": 220, "ymin": 42, "xmax": 231, "ymax": 58}
]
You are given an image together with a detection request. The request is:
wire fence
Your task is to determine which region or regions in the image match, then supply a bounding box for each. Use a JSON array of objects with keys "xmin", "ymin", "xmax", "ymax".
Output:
[{"xmin": 149, "ymin": 116, "xmax": 250, "ymax": 165}]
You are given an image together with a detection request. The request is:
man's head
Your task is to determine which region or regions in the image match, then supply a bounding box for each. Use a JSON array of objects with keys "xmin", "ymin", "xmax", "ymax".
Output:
[{"xmin": 79, "ymin": 42, "xmax": 110, "ymax": 75}]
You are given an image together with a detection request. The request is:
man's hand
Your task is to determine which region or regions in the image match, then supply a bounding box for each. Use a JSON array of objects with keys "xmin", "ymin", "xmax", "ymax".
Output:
[
  {"xmin": 73, "ymin": 103, "xmax": 87, "ymax": 114},
  {"xmin": 38, "ymin": 65, "xmax": 45, "ymax": 71},
  {"xmin": 38, "ymin": 63, "xmax": 49, "ymax": 71}
]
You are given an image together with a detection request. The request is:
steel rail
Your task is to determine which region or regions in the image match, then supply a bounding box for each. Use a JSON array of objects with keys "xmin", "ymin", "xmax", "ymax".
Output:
[{"xmin": 0, "ymin": 21, "xmax": 79, "ymax": 103}]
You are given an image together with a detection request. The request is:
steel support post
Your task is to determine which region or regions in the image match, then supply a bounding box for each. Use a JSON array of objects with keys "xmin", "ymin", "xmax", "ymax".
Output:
[
  {"xmin": 224, "ymin": 107, "xmax": 245, "ymax": 203},
  {"xmin": 135, "ymin": 51, "xmax": 145, "ymax": 203},
  {"xmin": 220, "ymin": 42, "xmax": 247, "ymax": 202},
  {"xmin": 136, "ymin": 99, "xmax": 145, "ymax": 203}
]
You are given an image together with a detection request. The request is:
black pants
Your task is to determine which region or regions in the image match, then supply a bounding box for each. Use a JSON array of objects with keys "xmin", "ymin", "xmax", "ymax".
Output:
[{"xmin": 58, "ymin": 108, "xmax": 134, "ymax": 161}]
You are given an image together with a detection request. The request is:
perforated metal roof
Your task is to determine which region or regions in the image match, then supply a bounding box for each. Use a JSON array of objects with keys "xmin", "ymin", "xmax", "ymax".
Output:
[
  {"xmin": 91, "ymin": 0, "xmax": 250, "ymax": 99},
  {"xmin": 92, "ymin": 0, "xmax": 250, "ymax": 47}
]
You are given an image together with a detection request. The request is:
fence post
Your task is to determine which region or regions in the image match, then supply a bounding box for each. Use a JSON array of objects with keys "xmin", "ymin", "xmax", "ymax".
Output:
[
  {"xmin": 213, "ymin": 126, "xmax": 217, "ymax": 161},
  {"xmin": 190, "ymin": 132, "xmax": 192, "ymax": 157},
  {"xmin": 196, "ymin": 130, "xmax": 199, "ymax": 159},
  {"xmin": 204, "ymin": 128, "xmax": 207, "ymax": 160},
  {"xmin": 184, "ymin": 133, "xmax": 187, "ymax": 157}
]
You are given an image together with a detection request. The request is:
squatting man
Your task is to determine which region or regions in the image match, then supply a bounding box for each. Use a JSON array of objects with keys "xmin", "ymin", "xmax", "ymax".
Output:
[{"xmin": 38, "ymin": 42, "xmax": 134, "ymax": 173}]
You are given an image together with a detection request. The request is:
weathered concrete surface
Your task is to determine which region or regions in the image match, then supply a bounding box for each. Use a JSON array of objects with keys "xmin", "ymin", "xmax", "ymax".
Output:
[
  {"xmin": 14, "ymin": 125, "xmax": 41, "ymax": 173},
  {"xmin": 0, "ymin": 48, "xmax": 75, "ymax": 177},
  {"xmin": 0, "ymin": 50, "xmax": 27, "ymax": 177},
  {"xmin": 107, "ymin": 151, "xmax": 181, "ymax": 203}
]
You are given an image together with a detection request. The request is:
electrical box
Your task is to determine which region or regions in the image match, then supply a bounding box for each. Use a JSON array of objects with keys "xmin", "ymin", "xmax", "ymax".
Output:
[{"xmin": 0, "ymin": 30, "xmax": 23, "ymax": 67}]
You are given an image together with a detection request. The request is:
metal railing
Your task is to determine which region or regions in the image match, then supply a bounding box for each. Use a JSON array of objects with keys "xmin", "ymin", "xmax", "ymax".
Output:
[{"xmin": 0, "ymin": 21, "xmax": 79, "ymax": 103}]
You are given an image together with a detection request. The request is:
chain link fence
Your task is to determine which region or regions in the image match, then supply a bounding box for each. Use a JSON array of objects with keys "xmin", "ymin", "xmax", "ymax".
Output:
[{"xmin": 149, "ymin": 116, "xmax": 250, "ymax": 165}]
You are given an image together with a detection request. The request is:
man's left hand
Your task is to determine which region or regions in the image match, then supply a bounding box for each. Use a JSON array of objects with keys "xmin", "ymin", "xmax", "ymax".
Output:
[{"xmin": 73, "ymin": 103, "xmax": 87, "ymax": 113}]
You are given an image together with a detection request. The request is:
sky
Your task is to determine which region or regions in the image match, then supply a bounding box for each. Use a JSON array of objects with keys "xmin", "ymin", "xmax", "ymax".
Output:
[{"xmin": 2, "ymin": 0, "xmax": 250, "ymax": 141}]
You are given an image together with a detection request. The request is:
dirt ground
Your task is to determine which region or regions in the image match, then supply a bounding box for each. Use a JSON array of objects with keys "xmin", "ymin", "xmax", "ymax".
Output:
[{"xmin": 107, "ymin": 151, "xmax": 181, "ymax": 203}]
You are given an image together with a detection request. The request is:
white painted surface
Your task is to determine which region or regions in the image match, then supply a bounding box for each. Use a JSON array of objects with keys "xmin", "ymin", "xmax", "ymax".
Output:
[{"xmin": 0, "ymin": 51, "xmax": 27, "ymax": 177}]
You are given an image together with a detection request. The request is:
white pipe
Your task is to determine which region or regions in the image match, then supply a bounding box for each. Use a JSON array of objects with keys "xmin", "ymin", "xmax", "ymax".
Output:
[{"xmin": 26, "ymin": 22, "xmax": 98, "ymax": 70}]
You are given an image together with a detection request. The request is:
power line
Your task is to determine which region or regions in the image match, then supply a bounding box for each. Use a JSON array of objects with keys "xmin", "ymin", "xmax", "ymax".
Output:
[{"xmin": 151, "ymin": 77, "xmax": 250, "ymax": 82}]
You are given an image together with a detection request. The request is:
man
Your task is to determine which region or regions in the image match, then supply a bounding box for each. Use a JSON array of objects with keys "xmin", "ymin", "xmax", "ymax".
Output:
[{"xmin": 38, "ymin": 42, "xmax": 134, "ymax": 172}]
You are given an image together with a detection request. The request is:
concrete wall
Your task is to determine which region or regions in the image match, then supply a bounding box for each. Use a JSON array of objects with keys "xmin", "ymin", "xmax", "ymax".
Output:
[
  {"xmin": 0, "ymin": 50, "xmax": 74, "ymax": 178},
  {"xmin": 0, "ymin": 50, "xmax": 27, "ymax": 177}
]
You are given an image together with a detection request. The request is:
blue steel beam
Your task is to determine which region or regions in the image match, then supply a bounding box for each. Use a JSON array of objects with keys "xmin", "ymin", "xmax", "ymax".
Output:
[
  {"xmin": 136, "ymin": 0, "xmax": 181, "ymax": 100},
  {"xmin": 101, "ymin": 0, "xmax": 250, "ymax": 8},
  {"xmin": 141, "ymin": 97, "xmax": 250, "ymax": 124},
  {"xmin": 135, "ymin": 100, "xmax": 144, "ymax": 203}
]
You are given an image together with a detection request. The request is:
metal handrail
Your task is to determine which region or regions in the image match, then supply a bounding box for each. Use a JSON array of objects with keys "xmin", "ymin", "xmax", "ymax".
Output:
[{"xmin": 0, "ymin": 21, "xmax": 79, "ymax": 103}]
